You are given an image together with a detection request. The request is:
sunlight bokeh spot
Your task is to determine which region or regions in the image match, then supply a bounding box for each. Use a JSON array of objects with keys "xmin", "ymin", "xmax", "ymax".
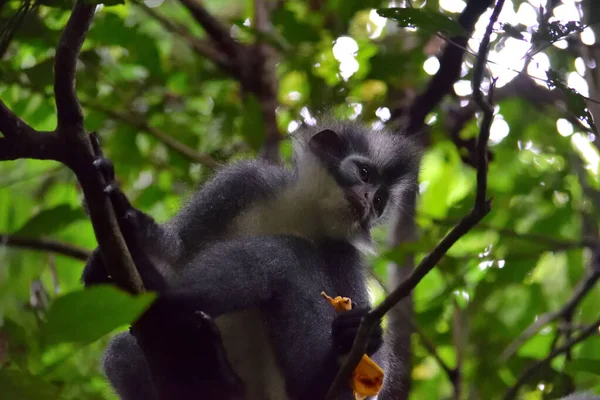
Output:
[
  {"xmin": 556, "ymin": 118, "xmax": 574, "ymax": 137},
  {"xmin": 423, "ymin": 57, "xmax": 440, "ymax": 75},
  {"xmin": 333, "ymin": 36, "xmax": 360, "ymax": 81}
]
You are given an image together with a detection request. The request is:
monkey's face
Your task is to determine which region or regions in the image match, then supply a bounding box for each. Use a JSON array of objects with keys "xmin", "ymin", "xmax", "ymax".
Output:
[
  {"xmin": 335, "ymin": 155, "xmax": 389, "ymax": 230},
  {"xmin": 306, "ymin": 127, "xmax": 419, "ymax": 235}
]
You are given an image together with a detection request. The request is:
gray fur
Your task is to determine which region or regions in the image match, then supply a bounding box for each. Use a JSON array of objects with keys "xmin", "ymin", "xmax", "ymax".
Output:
[{"xmin": 83, "ymin": 120, "xmax": 421, "ymax": 399}]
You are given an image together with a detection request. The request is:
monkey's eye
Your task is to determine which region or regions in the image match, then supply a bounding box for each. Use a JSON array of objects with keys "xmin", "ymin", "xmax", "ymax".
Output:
[
  {"xmin": 359, "ymin": 166, "xmax": 369, "ymax": 182},
  {"xmin": 374, "ymin": 196, "xmax": 383, "ymax": 214}
]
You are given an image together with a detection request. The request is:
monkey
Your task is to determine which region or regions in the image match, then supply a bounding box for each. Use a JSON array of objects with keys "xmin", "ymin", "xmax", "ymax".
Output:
[{"xmin": 83, "ymin": 119, "xmax": 421, "ymax": 399}]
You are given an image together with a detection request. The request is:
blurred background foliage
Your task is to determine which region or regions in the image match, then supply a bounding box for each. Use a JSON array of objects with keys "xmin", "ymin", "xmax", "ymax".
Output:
[{"xmin": 1, "ymin": 0, "xmax": 600, "ymax": 399}]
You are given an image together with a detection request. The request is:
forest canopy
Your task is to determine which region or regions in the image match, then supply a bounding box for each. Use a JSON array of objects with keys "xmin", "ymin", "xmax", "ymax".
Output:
[{"xmin": 1, "ymin": 0, "xmax": 600, "ymax": 399}]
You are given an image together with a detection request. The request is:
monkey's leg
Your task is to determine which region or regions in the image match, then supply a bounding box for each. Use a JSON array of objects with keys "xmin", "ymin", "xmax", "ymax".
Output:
[{"xmin": 86, "ymin": 133, "xmax": 244, "ymax": 399}]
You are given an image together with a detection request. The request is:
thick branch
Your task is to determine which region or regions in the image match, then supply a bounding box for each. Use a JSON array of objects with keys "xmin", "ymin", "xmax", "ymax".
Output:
[
  {"xmin": 0, "ymin": 1, "xmax": 143, "ymax": 293},
  {"xmin": 252, "ymin": 0, "xmax": 281, "ymax": 163},
  {"xmin": 0, "ymin": 99, "xmax": 36, "ymax": 139},
  {"xmin": 397, "ymin": 0, "xmax": 495, "ymax": 135},
  {"xmin": 0, "ymin": 132, "xmax": 66, "ymax": 161},
  {"xmin": 54, "ymin": 2, "xmax": 95, "ymax": 131},
  {"xmin": 503, "ymin": 316, "xmax": 600, "ymax": 400},
  {"xmin": 0, "ymin": 234, "xmax": 91, "ymax": 261}
]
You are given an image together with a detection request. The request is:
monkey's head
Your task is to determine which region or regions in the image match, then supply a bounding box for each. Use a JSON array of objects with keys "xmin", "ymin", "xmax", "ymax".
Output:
[{"xmin": 291, "ymin": 120, "xmax": 421, "ymax": 248}]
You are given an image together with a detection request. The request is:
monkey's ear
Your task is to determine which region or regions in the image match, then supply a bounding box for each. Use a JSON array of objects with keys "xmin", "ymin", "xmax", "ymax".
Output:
[{"xmin": 309, "ymin": 129, "xmax": 345, "ymax": 159}]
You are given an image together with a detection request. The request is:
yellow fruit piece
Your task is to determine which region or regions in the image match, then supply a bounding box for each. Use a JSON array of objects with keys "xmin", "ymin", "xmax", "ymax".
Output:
[
  {"xmin": 351, "ymin": 354, "xmax": 384, "ymax": 399},
  {"xmin": 321, "ymin": 291, "xmax": 385, "ymax": 399},
  {"xmin": 321, "ymin": 291, "xmax": 352, "ymax": 311}
]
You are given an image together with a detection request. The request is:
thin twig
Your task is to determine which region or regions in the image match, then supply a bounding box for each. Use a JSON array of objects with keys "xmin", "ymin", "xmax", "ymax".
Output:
[
  {"xmin": 177, "ymin": 0, "xmax": 239, "ymax": 58},
  {"xmin": 325, "ymin": 0, "xmax": 504, "ymax": 395},
  {"xmin": 369, "ymin": 270, "xmax": 459, "ymax": 387},
  {"xmin": 428, "ymin": 215, "xmax": 597, "ymax": 250},
  {"xmin": 0, "ymin": 234, "xmax": 91, "ymax": 261},
  {"xmin": 84, "ymin": 102, "xmax": 222, "ymax": 168},
  {"xmin": 0, "ymin": 77, "xmax": 221, "ymax": 168},
  {"xmin": 503, "ymin": 316, "xmax": 600, "ymax": 400},
  {"xmin": 501, "ymin": 267, "xmax": 600, "ymax": 361},
  {"xmin": 138, "ymin": 3, "xmax": 233, "ymax": 73},
  {"xmin": 409, "ymin": 318, "xmax": 456, "ymax": 379}
]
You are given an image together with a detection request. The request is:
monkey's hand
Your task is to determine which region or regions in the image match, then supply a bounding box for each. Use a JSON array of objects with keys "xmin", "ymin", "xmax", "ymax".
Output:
[
  {"xmin": 331, "ymin": 307, "xmax": 383, "ymax": 356},
  {"xmin": 82, "ymin": 133, "xmax": 169, "ymax": 291},
  {"xmin": 81, "ymin": 132, "xmax": 140, "ymax": 286}
]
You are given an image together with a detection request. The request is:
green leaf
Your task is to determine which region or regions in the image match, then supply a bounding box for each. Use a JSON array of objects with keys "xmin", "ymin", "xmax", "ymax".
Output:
[
  {"xmin": 41, "ymin": 285, "xmax": 156, "ymax": 348},
  {"xmin": 272, "ymin": 8, "xmax": 320, "ymax": 45},
  {"xmin": 15, "ymin": 204, "xmax": 86, "ymax": 237},
  {"xmin": 377, "ymin": 7, "xmax": 464, "ymax": 36},
  {"xmin": 546, "ymin": 70, "xmax": 598, "ymax": 134},
  {"xmin": 532, "ymin": 20, "xmax": 586, "ymax": 45},
  {"xmin": 500, "ymin": 23, "xmax": 527, "ymax": 41},
  {"xmin": 565, "ymin": 359, "xmax": 600, "ymax": 376},
  {"xmin": 0, "ymin": 367, "xmax": 60, "ymax": 400}
]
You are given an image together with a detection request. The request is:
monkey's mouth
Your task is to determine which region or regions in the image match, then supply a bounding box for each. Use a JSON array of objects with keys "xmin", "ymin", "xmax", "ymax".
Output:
[{"xmin": 345, "ymin": 193, "xmax": 367, "ymax": 221}]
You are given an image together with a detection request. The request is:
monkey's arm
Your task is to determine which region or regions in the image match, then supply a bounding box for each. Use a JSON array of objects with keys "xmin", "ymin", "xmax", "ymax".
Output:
[
  {"xmin": 156, "ymin": 237, "xmax": 299, "ymax": 316},
  {"xmin": 82, "ymin": 135, "xmax": 287, "ymax": 286}
]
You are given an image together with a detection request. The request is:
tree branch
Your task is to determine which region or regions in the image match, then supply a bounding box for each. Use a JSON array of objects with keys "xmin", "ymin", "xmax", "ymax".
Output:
[
  {"xmin": 369, "ymin": 271, "xmax": 460, "ymax": 391},
  {"xmin": 0, "ymin": 99, "xmax": 36, "ymax": 140},
  {"xmin": 409, "ymin": 318, "xmax": 456, "ymax": 380},
  {"xmin": 501, "ymin": 260, "xmax": 600, "ymax": 361},
  {"xmin": 138, "ymin": 3, "xmax": 233, "ymax": 73},
  {"xmin": 54, "ymin": 2, "xmax": 95, "ymax": 132},
  {"xmin": 503, "ymin": 316, "xmax": 600, "ymax": 400},
  {"xmin": 172, "ymin": 0, "xmax": 282, "ymax": 163},
  {"xmin": 177, "ymin": 0, "xmax": 239, "ymax": 59},
  {"xmin": 394, "ymin": 0, "xmax": 495, "ymax": 135},
  {"xmin": 251, "ymin": 0, "xmax": 281, "ymax": 163},
  {"xmin": 429, "ymin": 216, "xmax": 597, "ymax": 250},
  {"xmin": 326, "ymin": 1, "xmax": 504, "ymax": 396},
  {"xmin": 0, "ymin": 1, "xmax": 143, "ymax": 294},
  {"xmin": 83, "ymin": 102, "xmax": 222, "ymax": 168},
  {"xmin": 0, "ymin": 234, "xmax": 91, "ymax": 261}
]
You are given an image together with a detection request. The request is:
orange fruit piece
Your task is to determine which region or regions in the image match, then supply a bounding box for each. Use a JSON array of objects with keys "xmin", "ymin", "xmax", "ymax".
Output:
[{"xmin": 321, "ymin": 291, "xmax": 384, "ymax": 399}]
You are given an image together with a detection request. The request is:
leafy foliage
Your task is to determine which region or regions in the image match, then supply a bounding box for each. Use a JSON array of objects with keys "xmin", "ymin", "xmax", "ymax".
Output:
[
  {"xmin": 1, "ymin": 0, "xmax": 600, "ymax": 399},
  {"xmin": 546, "ymin": 69, "xmax": 598, "ymax": 134},
  {"xmin": 377, "ymin": 7, "xmax": 465, "ymax": 36},
  {"xmin": 41, "ymin": 285, "xmax": 156, "ymax": 347}
]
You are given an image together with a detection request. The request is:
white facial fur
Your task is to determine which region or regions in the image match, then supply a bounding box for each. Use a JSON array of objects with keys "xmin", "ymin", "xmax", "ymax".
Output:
[{"xmin": 228, "ymin": 150, "xmax": 362, "ymax": 243}]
